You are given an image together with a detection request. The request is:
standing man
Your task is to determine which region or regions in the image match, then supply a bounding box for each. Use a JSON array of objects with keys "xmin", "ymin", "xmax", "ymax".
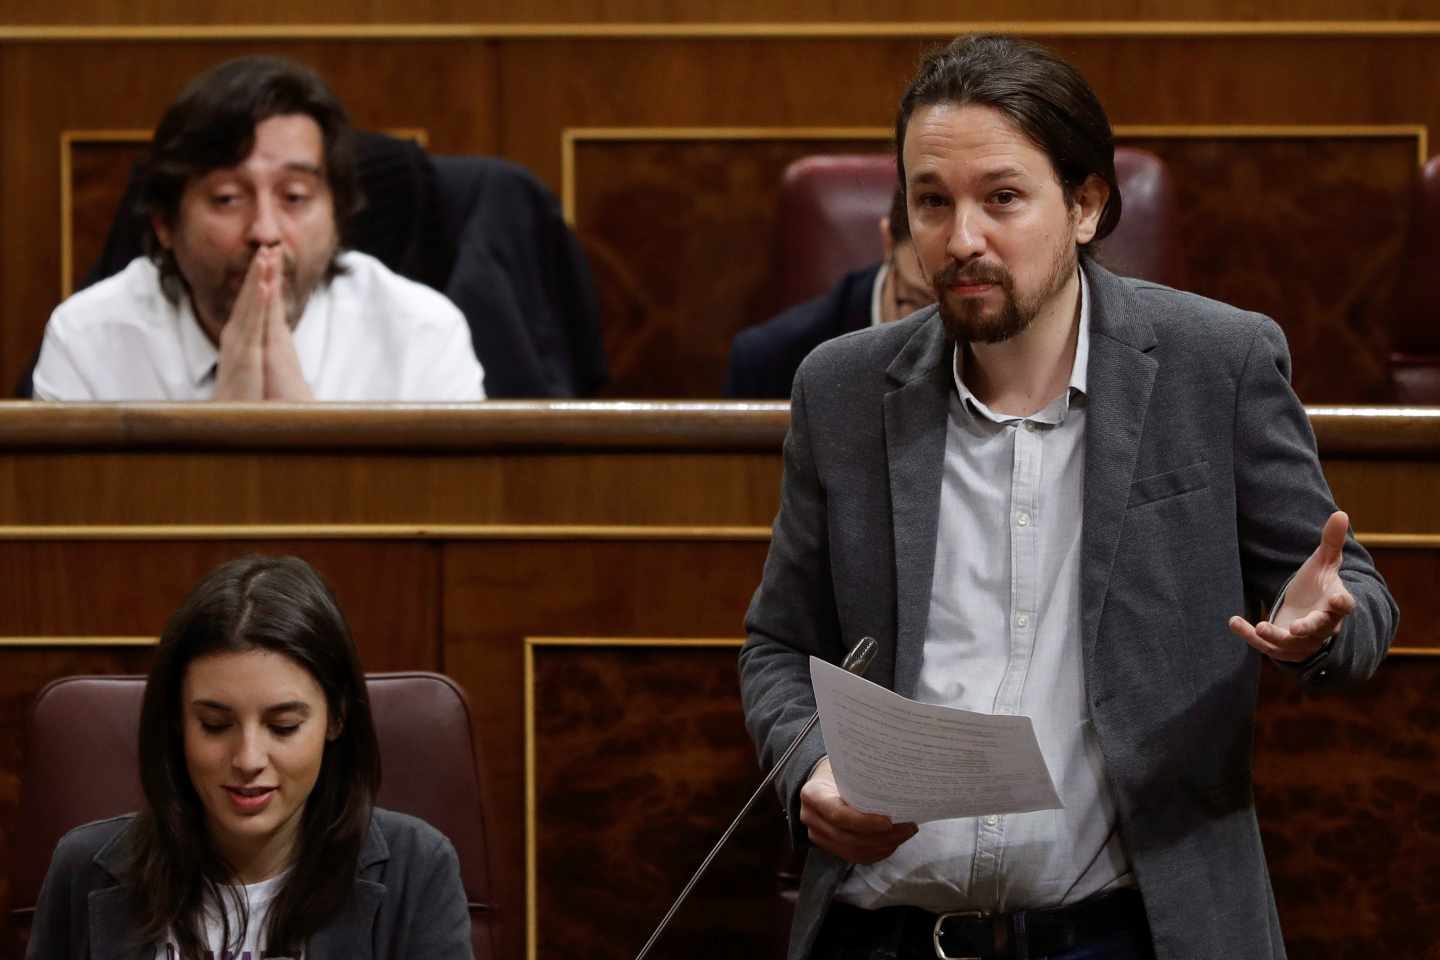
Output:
[
  {"xmin": 33, "ymin": 56, "xmax": 485, "ymax": 401},
  {"xmin": 739, "ymin": 35, "xmax": 1396, "ymax": 960}
]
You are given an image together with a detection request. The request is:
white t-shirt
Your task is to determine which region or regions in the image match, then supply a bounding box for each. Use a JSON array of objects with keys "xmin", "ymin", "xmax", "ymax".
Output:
[
  {"xmin": 157, "ymin": 871, "xmax": 298, "ymax": 960},
  {"xmin": 32, "ymin": 252, "xmax": 486, "ymax": 402}
]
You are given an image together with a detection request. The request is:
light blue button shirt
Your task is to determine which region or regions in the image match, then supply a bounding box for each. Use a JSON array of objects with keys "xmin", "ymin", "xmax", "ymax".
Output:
[{"xmin": 838, "ymin": 271, "xmax": 1133, "ymax": 912}]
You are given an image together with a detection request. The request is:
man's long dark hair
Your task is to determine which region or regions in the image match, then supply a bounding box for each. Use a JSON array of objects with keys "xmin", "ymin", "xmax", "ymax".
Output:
[
  {"xmin": 126, "ymin": 555, "xmax": 381, "ymax": 959},
  {"xmin": 895, "ymin": 34, "xmax": 1123, "ymax": 251},
  {"xmin": 139, "ymin": 56, "xmax": 363, "ymax": 304}
]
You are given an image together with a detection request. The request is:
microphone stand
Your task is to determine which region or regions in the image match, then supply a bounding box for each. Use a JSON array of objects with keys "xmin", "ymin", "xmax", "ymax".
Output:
[{"xmin": 632, "ymin": 637, "xmax": 879, "ymax": 960}]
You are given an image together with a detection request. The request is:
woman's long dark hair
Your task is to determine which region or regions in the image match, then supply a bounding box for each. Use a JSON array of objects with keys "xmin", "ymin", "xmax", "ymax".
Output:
[{"xmin": 127, "ymin": 555, "xmax": 381, "ymax": 959}]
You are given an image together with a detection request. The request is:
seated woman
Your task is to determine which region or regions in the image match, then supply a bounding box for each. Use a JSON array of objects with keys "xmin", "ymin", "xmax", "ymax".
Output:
[{"xmin": 26, "ymin": 555, "xmax": 473, "ymax": 959}]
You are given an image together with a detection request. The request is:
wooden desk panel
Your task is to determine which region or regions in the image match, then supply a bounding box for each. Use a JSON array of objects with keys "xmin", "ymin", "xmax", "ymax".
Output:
[{"xmin": 0, "ymin": 403, "xmax": 1435, "ymax": 960}]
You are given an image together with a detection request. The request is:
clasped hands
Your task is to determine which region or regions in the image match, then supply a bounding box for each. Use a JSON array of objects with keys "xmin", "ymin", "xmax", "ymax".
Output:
[
  {"xmin": 213, "ymin": 246, "xmax": 314, "ymax": 402},
  {"xmin": 799, "ymin": 511, "xmax": 1357, "ymax": 865}
]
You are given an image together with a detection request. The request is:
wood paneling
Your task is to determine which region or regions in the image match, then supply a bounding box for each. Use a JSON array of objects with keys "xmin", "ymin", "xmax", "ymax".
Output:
[
  {"xmin": 529, "ymin": 641, "xmax": 782, "ymax": 960},
  {"xmin": 573, "ymin": 130, "xmax": 1417, "ymax": 400},
  {"xmin": 1323, "ymin": 459, "xmax": 1440, "ymax": 536},
  {"xmin": 1254, "ymin": 653, "xmax": 1440, "ymax": 956},
  {"xmin": 497, "ymin": 35, "xmax": 1440, "ymax": 401},
  {"xmin": 574, "ymin": 136, "xmax": 887, "ymax": 397},
  {"xmin": 1364, "ymin": 548, "xmax": 1440, "ymax": 649},
  {"xmin": 0, "ymin": 450, "xmax": 784, "ymax": 525},
  {"xmin": 0, "ymin": 540, "xmax": 439, "ymax": 666},
  {"xmin": 0, "ymin": 405, "xmax": 1435, "ymax": 960},
  {"xmin": 0, "ymin": 1, "xmax": 1435, "ymax": 27},
  {"xmin": 67, "ymin": 139, "xmax": 145, "ymax": 298},
  {"xmin": 444, "ymin": 541, "xmax": 770, "ymax": 960},
  {"xmin": 522, "ymin": 643, "xmax": 1440, "ymax": 960},
  {"xmin": 1118, "ymin": 133, "xmax": 1415, "ymax": 404}
]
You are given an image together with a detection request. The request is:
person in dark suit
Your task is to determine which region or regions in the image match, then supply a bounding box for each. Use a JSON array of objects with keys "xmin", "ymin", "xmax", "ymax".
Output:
[
  {"xmin": 725, "ymin": 188, "xmax": 933, "ymax": 399},
  {"xmin": 26, "ymin": 556, "xmax": 472, "ymax": 960},
  {"xmin": 739, "ymin": 34, "xmax": 1396, "ymax": 960}
]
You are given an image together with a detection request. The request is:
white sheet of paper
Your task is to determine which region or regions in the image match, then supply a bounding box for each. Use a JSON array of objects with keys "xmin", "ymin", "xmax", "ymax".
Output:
[{"xmin": 810, "ymin": 656, "xmax": 1062, "ymax": 823}]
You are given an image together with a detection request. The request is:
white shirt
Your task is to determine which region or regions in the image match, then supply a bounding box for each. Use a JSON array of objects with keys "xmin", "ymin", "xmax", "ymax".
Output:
[
  {"xmin": 33, "ymin": 252, "xmax": 485, "ymax": 401},
  {"xmin": 158, "ymin": 870, "xmax": 297, "ymax": 960},
  {"xmin": 839, "ymin": 272, "xmax": 1133, "ymax": 912}
]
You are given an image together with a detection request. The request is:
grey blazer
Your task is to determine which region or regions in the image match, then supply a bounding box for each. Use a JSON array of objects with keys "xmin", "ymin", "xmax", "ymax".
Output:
[
  {"xmin": 25, "ymin": 807, "xmax": 473, "ymax": 960},
  {"xmin": 738, "ymin": 262, "xmax": 1397, "ymax": 960}
]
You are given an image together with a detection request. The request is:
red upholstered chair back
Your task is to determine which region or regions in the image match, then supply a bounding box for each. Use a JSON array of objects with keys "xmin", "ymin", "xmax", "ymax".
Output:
[
  {"xmin": 1387, "ymin": 155, "xmax": 1440, "ymax": 402},
  {"xmin": 9, "ymin": 672, "xmax": 497, "ymax": 960},
  {"xmin": 778, "ymin": 155, "xmax": 899, "ymax": 308},
  {"xmin": 775, "ymin": 148, "xmax": 1185, "ymax": 312},
  {"xmin": 1103, "ymin": 149, "xmax": 1187, "ymax": 291}
]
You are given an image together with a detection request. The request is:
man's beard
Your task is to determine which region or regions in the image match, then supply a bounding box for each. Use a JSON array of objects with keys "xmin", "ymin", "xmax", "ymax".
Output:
[
  {"xmin": 207, "ymin": 249, "xmax": 326, "ymax": 331},
  {"xmin": 934, "ymin": 236, "xmax": 1078, "ymax": 346}
]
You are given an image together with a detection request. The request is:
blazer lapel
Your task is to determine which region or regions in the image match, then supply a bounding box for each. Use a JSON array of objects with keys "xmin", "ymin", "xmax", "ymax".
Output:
[
  {"xmin": 305, "ymin": 879, "xmax": 385, "ymax": 958},
  {"xmin": 87, "ymin": 821, "xmax": 147, "ymax": 960},
  {"xmin": 88, "ymin": 887, "xmax": 146, "ymax": 960},
  {"xmin": 307, "ymin": 812, "xmax": 390, "ymax": 958},
  {"xmin": 883, "ymin": 311, "xmax": 953, "ymax": 697},
  {"xmin": 1080, "ymin": 264, "xmax": 1158, "ymax": 665}
]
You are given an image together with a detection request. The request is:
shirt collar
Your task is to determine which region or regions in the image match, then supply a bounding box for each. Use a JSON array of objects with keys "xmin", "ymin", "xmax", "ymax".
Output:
[
  {"xmin": 869, "ymin": 260, "xmax": 891, "ymax": 328},
  {"xmin": 951, "ymin": 266, "xmax": 1091, "ymax": 424}
]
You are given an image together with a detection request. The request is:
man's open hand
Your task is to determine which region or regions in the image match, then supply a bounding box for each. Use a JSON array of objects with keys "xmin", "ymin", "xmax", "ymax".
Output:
[{"xmin": 1229, "ymin": 510, "xmax": 1356, "ymax": 662}]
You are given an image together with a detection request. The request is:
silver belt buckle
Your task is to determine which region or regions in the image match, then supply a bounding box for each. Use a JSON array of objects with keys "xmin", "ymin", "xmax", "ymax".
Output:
[{"xmin": 932, "ymin": 910, "xmax": 988, "ymax": 960}]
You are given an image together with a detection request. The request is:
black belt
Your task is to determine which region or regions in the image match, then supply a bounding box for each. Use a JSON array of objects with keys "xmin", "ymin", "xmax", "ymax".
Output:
[{"xmin": 821, "ymin": 888, "xmax": 1148, "ymax": 960}]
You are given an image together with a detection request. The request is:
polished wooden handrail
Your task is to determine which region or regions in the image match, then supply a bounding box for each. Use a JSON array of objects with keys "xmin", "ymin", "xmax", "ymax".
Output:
[
  {"xmin": 0, "ymin": 401, "xmax": 790, "ymax": 452},
  {"xmin": 0, "ymin": 401, "xmax": 1436, "ymax": 456},
  {"xmin": 1305, "ymin": 406, "xmax": 1440, "ymax": 456}
]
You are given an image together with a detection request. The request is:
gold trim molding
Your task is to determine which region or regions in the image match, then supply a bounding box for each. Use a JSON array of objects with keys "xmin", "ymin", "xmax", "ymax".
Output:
[
  {"xmin": 562, "ymin": 123, "xmax": 1428, "ymax": 223},
  {"xmin": 1357, "ymin": 534, "xmax": 1440, "ymax": 548},
  {"xmin": 7, "ymin": 21, "xmax": 1440, "ymax": 42},
  {"xmin": 0, "ymin": 636, "xmax": 157, "ymax": 647},
  {"xmin": 0, "ymin": 523, "xmax": 775, "ymax": 541},
  {"xmin": 3, "ymin": 635, "xmax": 1431, "ymax": 653},
  {"xmin": 2, "ymin": 524, "xmax": 1437, "ymax": 548},
  {"xmin": 0, "ymin": 525, "xmax": 1435, "ymax": 546}
]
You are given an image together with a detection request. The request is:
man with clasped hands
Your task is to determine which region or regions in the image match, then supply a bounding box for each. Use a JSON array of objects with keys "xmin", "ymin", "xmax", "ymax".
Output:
[{"xmin": 33, "ymin": 57, "xmax": 484, "ymax": 402}]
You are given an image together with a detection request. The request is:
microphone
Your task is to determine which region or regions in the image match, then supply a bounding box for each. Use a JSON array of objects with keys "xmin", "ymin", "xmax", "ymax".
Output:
[{"xmin": 632, "ymin": 636, "xmax": 880, "ymax": 960}]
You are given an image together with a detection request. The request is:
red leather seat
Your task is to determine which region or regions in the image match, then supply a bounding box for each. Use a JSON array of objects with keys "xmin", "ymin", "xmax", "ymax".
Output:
[
  {"xmin": 1387, "ymin": 155, "xmax": 1440, "ymax": 403},
  {"xmin": 775, "ymin": 148, "xmax": 1185, "ymax": 312},
  {"xmin": 777, "ymin": 155, "xmax": 900, "ymax": 309},
  {"xmin": 9, "ymin": 672, "xmax": 498, "ymax": 960}
]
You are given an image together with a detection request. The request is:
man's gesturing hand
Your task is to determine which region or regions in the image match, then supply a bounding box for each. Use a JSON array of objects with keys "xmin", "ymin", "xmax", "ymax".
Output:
[
  {"xmin": 1229, "ymin": 510, "xmax": 1357, "ymax": 662},
  {"xmin": 799, "ymin": 757, "xmax": 917, "ymax": 864}
]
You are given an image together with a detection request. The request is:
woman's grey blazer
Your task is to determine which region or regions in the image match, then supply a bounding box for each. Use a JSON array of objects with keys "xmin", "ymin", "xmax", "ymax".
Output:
[{"xmin": 25, "ymin": 807, "xmax": 473, "ymax": 960}]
